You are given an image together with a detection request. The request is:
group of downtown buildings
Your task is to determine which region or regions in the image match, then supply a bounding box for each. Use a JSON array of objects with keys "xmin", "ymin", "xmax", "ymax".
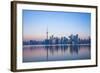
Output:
[{"xmin": 23, "ymin": 28, "xmax": 91, "ymax": 45}]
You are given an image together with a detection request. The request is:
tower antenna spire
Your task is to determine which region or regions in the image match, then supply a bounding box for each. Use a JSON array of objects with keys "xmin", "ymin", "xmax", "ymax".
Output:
[{"xmin": 46, "ymin": 26, "xmax": 48, "ymax": 40}]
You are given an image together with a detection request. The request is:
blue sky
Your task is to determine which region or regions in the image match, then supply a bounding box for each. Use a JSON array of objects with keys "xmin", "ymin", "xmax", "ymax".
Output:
[{"xmin": 23, "ymin": 10, "xmax": 91, "ymax": 41}]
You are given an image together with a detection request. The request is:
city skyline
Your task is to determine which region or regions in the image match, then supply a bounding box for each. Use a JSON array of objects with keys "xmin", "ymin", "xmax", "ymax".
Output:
[{"xmin": 23, "ymin": 10, "xmax": 91, "ymax": 41}]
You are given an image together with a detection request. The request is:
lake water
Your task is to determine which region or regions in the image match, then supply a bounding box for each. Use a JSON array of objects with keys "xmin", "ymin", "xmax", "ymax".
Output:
[{"xmin": 23, "ymin": 44, "xmax": 91, "ymax": 62}]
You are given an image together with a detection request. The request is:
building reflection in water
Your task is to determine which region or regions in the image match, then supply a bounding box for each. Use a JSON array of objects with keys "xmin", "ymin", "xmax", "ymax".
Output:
[
  {"xmin": 44, "ymin": 45, "xmax": 79, "ymax": 58},
  {"xmin": 45, "ymin": 45, "xmax": 68, "ymax": 54},
  {"xmin": 23, "ymin": 44, "xmax": 90, "ymax": 62},
  {"xmin": 69, "ymin": 45, "xmax": 79, "ymax": 55}
]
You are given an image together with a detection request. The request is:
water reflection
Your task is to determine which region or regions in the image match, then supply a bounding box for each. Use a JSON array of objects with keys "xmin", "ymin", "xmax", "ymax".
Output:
[
  {"xmin": 70, "ymin": 45, "xmax": 79, "ymax": 55},
  {"xmin": 23, "ymin": 45, "xmax": 91, "ymax": 62}
]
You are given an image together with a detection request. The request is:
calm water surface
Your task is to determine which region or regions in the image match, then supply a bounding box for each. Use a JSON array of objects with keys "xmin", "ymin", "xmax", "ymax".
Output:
[{"xmin": 23, "ymin": 45, "xmax": 91, "ymax": 62}]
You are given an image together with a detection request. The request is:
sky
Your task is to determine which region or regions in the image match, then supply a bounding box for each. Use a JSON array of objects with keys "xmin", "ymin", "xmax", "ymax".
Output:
[{"xmin": 23, "ymin": 10, "xmax": 91, "ymax": 41}]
